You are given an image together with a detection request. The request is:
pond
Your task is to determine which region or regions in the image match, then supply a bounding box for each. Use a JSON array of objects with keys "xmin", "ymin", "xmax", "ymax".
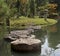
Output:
[{"xmin": 0, "ymin": 21, "xmax": 60, "ymax": 56}]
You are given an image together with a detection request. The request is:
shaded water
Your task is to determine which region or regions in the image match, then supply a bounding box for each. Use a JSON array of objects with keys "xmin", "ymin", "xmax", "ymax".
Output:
[{"xmin": 0, "ymin": 21, "xmax": 60, "ymax": 56}]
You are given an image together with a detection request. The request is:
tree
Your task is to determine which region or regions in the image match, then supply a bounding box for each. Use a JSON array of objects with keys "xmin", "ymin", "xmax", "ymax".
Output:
[
  {"xmin": 16, "ymin": 0, "xmax": 27, "ymax": 17},
  {"xmin": 28, "ymin": 0, "xmax": 35, "ymax": 17},
  {"xmin": 0, "ymin": 0, "xmax": 10, "ymax": 18},
  {"xmin": 0, "ymin": 0, "xmax": 11, "ymax": 33},
  {"xmin": 47, "ymin": 3, "xmax": 58, "ymax": 18},
  {"xmin": 5, "ymin": 0, "xmax": 18, "ymax": 17}
]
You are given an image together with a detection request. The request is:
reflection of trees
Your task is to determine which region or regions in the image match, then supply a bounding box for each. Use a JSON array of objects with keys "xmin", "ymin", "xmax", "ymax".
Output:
[
  {"xmin": 54, "ymin": 48, "xmax": 60, "ymax": 56},
  {"xmin": 40, "ymin": 23, "xmax": 60, "ymax": 56},
  {"xmin": 49, "ymin": 25, "xmax": 60, "ymax": 47},
  {"xmin": 0, "ymin": 40, "xmax": 11, "ymax": 56},
  {"xmin": 12, "ymin": 51, "xmax": 40, "ymax": 56},
  {"xmin": 48, "ymin": 23, "xmax": 60, "ymax": 49},
  {"xmin": 48, "ymin": 31, "xmax": 60, "ymax": 49},
  {"xmin": 33, "ymin": 29, "xmax": 43, "ymax": 38},
  {"xmin": 49, "ymin": 25, "xmax": 57, "ymax": 33},
  {"xmin": 57, "ymin": 20, "xmax": 60, "ymax": 34}
]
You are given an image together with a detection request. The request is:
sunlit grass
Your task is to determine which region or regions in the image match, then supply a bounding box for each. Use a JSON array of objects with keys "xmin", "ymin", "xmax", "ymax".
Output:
[{"xmin": 10, "ymin": 16, "xmax": 57, "ymax": 30}]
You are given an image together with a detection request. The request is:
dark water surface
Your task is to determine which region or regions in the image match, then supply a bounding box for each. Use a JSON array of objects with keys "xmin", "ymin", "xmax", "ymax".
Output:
[{"xmin": 0, "ymin": 21, "xmax": 60, "ymax": 56}]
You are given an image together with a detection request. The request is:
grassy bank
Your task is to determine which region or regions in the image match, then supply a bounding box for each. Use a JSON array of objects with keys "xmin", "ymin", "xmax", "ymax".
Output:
[{"xmin": 10, "ymin": 17, "xmax": 57, "ymax": 30}]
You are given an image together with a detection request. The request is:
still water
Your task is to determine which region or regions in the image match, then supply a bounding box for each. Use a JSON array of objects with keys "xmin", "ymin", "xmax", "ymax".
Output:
[{"xmin": 0, "ymin": 21, "xmax": 60, "ymax": 56}]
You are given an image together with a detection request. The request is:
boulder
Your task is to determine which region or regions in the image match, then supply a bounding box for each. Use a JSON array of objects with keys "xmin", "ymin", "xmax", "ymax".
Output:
[
  {"xmin": 4, "ymin": 34, "xmax": 17, "ymax": 41},
  {"xmin": 28, "ymin": 26, "xmax": 41, "ymax": 30},
  {"xmin": 11, "ymin": 38, "xmax": 41, "ymax": 52},
  {"xmin": 10, "ymin": 30, "xmax": 33, "ymax": 35},
  {"xmin": 4, "ymin": 34, "xmax": 36, "ymax": 42},
  {"xmin": 4, "ymin": 30, "xmax": 36, "ymax": 42}
]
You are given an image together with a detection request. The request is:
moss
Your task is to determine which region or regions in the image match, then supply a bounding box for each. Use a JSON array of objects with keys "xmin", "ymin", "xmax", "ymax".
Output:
[{"xmin": 10, "ymin": 16, "xmax": 57, "ymax": 30}]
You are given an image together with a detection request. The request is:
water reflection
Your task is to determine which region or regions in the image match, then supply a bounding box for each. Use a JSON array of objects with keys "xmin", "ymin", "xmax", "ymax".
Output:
[
  {"xmin": 41, "ymin": 36, "xmax": 53, "ymax": 56},
  {"xmin": 51, "ymin": 48, "xmax": 60, "ymax": 56},
  {"xmin": 0, "ymin": 22, "xmax": 60, "ymax": 56},
  {"xmin": 41, "ymin": 35, "xmax": 60, "ymax": 56},
  {"xmin": 0, "ymin": 40, "xmax": 11, "ymax": 56},
  {"xmin": 49, "ymin": 25, "xmax": 57, "ymax": 33},
  {"xmin": 12, "ymin": 51, "xmax": 40, "ymax": 56}
]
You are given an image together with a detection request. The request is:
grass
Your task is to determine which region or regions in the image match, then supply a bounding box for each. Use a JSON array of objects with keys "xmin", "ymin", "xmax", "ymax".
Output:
[{"xmin": 10, "ymin": 16, "xmax": 57, "ymax": 30}]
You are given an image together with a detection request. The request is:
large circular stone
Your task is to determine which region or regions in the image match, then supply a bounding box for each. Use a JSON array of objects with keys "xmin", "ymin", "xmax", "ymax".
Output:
[{"xmin": 11, "ymin": 38, "xmax": 41, "ymax": 52}]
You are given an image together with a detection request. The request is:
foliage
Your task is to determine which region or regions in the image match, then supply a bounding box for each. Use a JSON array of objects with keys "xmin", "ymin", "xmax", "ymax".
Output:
[
  {"xmin": 0, "ymin": 0, "xmax": 11, "ymax": 36},
  {"xmin": 2, "ymin": 0, "xmax": 59, "ymax": 18},
  {"xmin": 28, "ymin": 0, "xmax": 35, "ymax": 17},
  {"xmin": 49, "ymin": 0, "xmax": 60, "ymax": 11},
  {"xmin": 0, "ymin": 0, "xmax": 10, "ymax": 28},
  {"xmin": 47, "ymin": 3, "xmax": 58, "ymax": 18},
  {"xmin": 38, "ymin": 3, "xmax": 58, "ymax": 18},
  {"xmin": 0, "ymin": 0, "xmax": 10, "ymax": 18},
  {"xmin": 47, "ymin": 3, "xmax": 58, "ymax": 13},
  {"xmin": 5, "ymin": 0, "xmax": 18, "ymax": 17}
]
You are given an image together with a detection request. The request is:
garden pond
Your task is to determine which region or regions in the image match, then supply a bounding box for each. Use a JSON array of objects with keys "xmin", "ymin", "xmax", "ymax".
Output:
[{"xmin": 0, "ymin": 20, "xmax": 60, "ymax": 56}]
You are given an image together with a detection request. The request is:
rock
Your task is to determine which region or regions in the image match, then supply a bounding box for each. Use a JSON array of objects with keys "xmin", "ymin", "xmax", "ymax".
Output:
[
  {"xmin": 27, "ymin": 28, "xmax": 34, "ymax": 33},
  {"xmin": 29, "ymin": 35, "xmax": 35, "ymax": 39},
  {"xmin": 32, "ymin": 26, "xmax": 41, "ymax": 30},
  {"xmin": 4, "ymin": 34, "xmax": 18, "ymax": 41},
  {"xmin": 11, "ymin": 30, "xmax": 32, "ymax": 35},
  {"xmin": 4, "ymin": 34, "xmax": 36, "ymax": 42},
  {"xmin": 28, "ymin": 26, "xmax": 41, "ymax": 30},
  {"xmin": 4, "ymin": 30, "xmax": 36, "ymax": 42},
  {"xmin": 11, "ymin": 38, "xmax": 41, "ymax": 52}
]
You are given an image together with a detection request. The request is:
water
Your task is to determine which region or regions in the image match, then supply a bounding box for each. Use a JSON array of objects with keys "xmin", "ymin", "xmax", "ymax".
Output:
[{"xmin": 0, "ymin": 21, "xmax": 60, "ymax": 56}]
